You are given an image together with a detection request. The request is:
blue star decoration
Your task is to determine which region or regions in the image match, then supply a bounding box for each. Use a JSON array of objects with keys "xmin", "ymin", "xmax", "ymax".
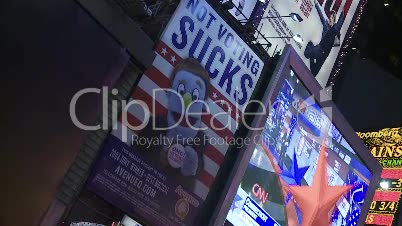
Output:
[
  {"xmin": 280, "ymin": 150, "xmax": 309, "ymax": 186},
  {"xmin": 230, "ymin": 193, "xmax": 243, "ymax": 212},
  {"xmin": 279, "ymin": 151, "xmax": 309, "ymax": 225}
]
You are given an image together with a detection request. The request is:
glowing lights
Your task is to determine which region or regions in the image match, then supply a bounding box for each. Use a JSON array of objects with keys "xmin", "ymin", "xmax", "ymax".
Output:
[
  {"xmin": 380, "ymin": 181, "xmax": 390, "ymax": 189},
  {"xmin": 292, "ymin": 34, "xmax": 304, "ymax": 44}
]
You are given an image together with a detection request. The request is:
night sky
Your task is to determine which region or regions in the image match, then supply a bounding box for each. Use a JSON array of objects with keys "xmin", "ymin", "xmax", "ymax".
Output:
[{"xmin": 333, "ymin": 53, "xmax": 402, "ymax": 131}]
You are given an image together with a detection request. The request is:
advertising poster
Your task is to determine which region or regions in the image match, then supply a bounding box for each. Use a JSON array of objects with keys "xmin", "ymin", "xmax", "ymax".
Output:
[
  {"xmin": 87, "ymin": 0, "xmax": 264, "ymax": 225},
  {"xmin": 357, "ymin": 128, "xmax": 402, "ymax": 226},
  {"xmin": 226, "ymin": 68, "xmax": 373, "ymax": 226},
  {"xmin": 259, "ymin": 0, "xmax": 361, "ymax": 87}
]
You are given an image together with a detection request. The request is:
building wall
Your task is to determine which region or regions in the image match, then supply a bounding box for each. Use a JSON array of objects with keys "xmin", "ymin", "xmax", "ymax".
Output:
[
  {"xmin": 0, "ymin": 0, "xmax": 129, "ymax": 225},
  {"xmin": 333, "ymin": 53, "xmax": 402, "ymax": 131},
  {"xmin": 334, "ymin": 53, "xmax": 402, "ymax": 225}
]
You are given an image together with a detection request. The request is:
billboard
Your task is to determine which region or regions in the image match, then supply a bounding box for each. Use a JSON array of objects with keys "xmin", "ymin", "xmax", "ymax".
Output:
[
  {"xmin": 87, "ymin": 0, "xmax": 264, "ymax": 225},
  {"xmin": 227, "ymin": 67, "xmax": 372, "ymax": 226},
  {"xmin": 227, "ymin": 0, "xmax": 259, "ymax": 22},
  {"xmin": 219, "ymin": 46, "xmax": 381, "ymax": 226},
  {"xmin": 259, "ymin": 0, "xmax": 362, "ymax": 87},
  {"xmin": 357, "ymin": 128, "xmax": 402, "ymax": 226}
]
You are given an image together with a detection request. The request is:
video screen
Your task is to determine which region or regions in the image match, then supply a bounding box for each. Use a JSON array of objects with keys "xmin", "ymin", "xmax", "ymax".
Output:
[{"xmin": 226, "ymin": 69, "xmax": 372, "ymax": 226}]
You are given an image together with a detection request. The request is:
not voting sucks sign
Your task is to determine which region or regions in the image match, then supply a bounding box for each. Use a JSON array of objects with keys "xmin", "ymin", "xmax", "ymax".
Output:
[{"xmin": 161, "ymin": 0, "xmax": 264, "ymax": 108}]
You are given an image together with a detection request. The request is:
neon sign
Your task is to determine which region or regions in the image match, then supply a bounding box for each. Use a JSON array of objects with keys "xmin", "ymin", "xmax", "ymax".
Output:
[{"xmin": 358, "ymin": 127, "xmax": 402, "ymax": 225}]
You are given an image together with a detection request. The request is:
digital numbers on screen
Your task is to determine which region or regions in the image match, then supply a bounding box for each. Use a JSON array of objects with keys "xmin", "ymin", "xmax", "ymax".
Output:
[{"xmin": 369, "ymin": 201, "xmax": 398, "ymax": 213}]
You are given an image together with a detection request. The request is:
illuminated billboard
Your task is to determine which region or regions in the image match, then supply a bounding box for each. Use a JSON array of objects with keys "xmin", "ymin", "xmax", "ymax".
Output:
[
  {"xmin": 259, "ymin": 0, "xmax": 362, "ymax": 87},
  {"xmin": 212, "ymin": 45, "xmax": 381, "ymax": 226},
  {"xmin": 357, "ymin": 128, "xmax": 402, "ymax": 226},
  {"xmin": 86, "ymin": 0, "xmax": 264, "ymax": 225}
]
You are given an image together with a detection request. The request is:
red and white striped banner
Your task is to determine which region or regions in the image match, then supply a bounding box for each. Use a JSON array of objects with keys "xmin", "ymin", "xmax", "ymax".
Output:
[{"xmin": 112, "ymin": 40, "xmax": 254, "ymax": 200}]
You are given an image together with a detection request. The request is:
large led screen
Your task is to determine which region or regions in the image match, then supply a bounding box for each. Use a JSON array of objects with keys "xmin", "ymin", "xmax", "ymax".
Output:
[{"xmin": 225, "ymin": 68, "xmax": 373, "ymax": 226}]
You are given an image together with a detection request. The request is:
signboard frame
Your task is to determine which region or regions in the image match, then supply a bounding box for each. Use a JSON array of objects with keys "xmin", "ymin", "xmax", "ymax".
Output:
[
  {"xmin": 85, "ymin": 0, "xmax": 267, "ymax": 225},
  {"xmin": 209, "ymin": 45, "xmax": 382, "ymax": 226}
]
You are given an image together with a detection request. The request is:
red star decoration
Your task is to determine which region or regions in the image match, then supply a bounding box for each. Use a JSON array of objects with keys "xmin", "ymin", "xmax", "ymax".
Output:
[{"xmin": 288, "ymin": 140, "xmax": 353, "ymax": 226}]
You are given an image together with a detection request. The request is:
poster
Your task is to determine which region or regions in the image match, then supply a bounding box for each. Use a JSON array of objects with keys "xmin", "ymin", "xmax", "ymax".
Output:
[
  {"xmin": 87, "ymin": 0, "xmax": 264, "ymax": 225},
  {"xmin": 357, "ymin": 128, "xmax": 402, "ymax": 226},
  {"xmin": 259, "ymin": 0, "xmax": 361, "ymax": 87}
]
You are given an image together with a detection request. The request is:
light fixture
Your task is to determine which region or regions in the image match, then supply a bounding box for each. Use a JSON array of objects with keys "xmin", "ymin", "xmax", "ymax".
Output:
[
  {"xmin": 262, "ymin": 12, "xmax": 303, "ymax": 23},
  {"xmin": 258, "ymin": 34, "xmax": 304, "ymax": 44},
  {"xmin": 260, "ymin": 43, "xmax": 272, "ymax": 48},
  {"xmin": 380, "ymin": 181, "xmax": 390, "ymax": 189},
  {"xmin": 222, "ymin": 0, "xmax": 235, "ymax": 10},
  {"xmin": 384, "ymin": 3, "xmax": 390, "ymax": 6},
  {"xmin": 292, "ymin": 34, "xmax": 303, "ymax": 44},
  {"xmin": 289, "ymin": 13, "xmax": 303, "ymax": 22}
]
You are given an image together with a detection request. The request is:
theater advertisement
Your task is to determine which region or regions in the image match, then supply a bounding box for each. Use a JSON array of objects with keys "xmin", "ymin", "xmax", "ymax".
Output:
[
  {"xmin": 357, "ymin": 128, "xmax": 402, "ymax": 226},
  {"xmin": 259, "ymin": 0, "xmax": 362, "ymax": 87},
  {"xmin": 86, "ymin": 0, "xmax": 264, "ymax": 225}
]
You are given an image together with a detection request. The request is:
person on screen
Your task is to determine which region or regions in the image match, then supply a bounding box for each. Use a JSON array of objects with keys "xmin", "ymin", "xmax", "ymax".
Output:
[
  {"xmin": 304, "ymin": 2, "xmax": 345, "ymax": 76},
  {"xmin": 134, "ymin": 58, "xmax": 210, "ymax": 192}
]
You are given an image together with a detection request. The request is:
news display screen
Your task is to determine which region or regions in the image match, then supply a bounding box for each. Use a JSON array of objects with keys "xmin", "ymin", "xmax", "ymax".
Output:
[{"xmin": 226, "ymin": 69, "xmax": 373, "ymax": 226}]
